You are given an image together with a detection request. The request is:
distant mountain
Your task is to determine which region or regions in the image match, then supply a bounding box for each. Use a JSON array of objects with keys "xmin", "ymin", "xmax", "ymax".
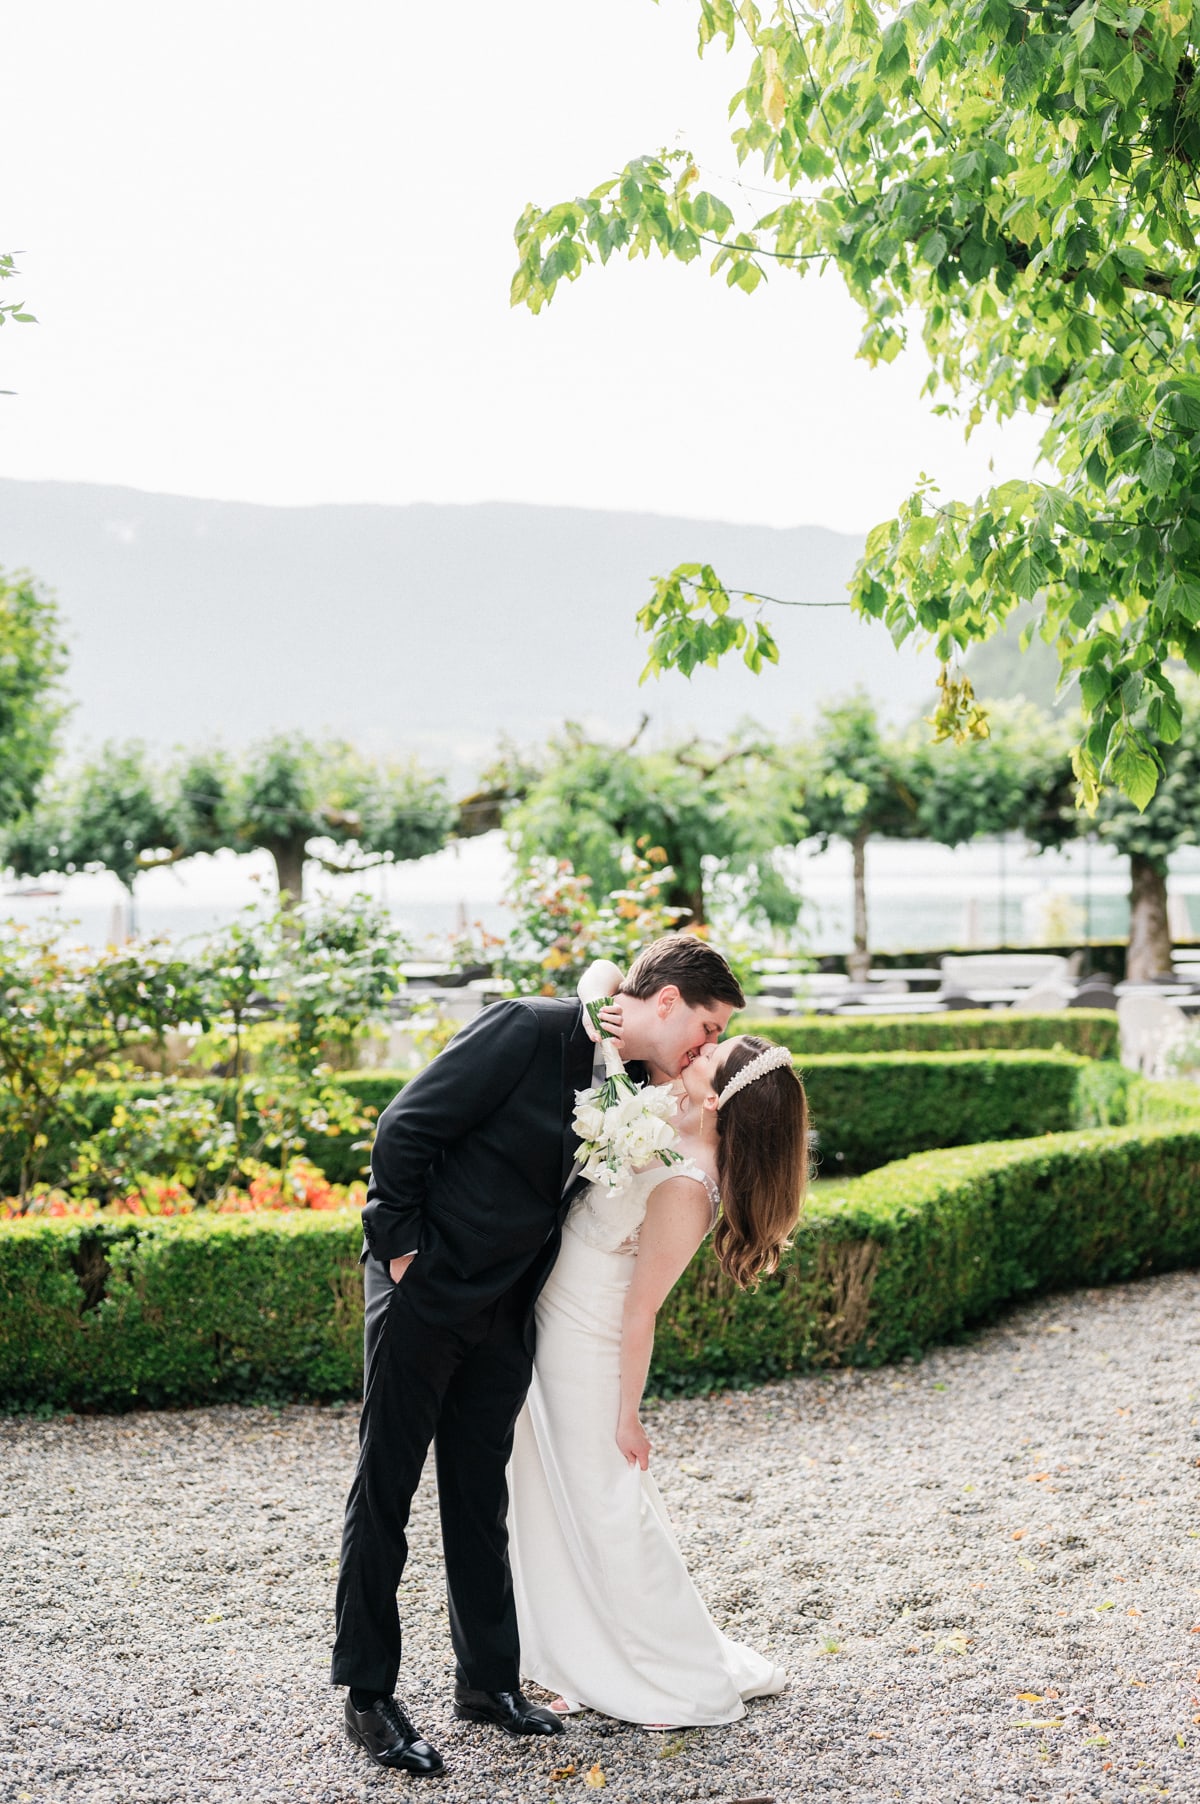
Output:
[{"xmin": 0, "ymin": 480, "xmax": 937, "ymax": 779}]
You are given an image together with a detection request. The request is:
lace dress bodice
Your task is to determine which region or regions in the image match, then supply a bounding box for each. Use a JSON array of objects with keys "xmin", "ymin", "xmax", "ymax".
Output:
[{"xmin": 566, "ymin": 1158, "xmax": 720, "ymax": 1255}]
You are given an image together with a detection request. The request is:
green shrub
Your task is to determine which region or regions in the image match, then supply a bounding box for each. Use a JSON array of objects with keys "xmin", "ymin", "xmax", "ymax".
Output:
[
  {"xmin": 6, "ymin": 1121, "xmax": 1200, "ymax": 1409},
  {"xmin": 0, "ymin": 1070, "xmax": 411, "ymax": 1198},
  {"xmin": 801, "ymin": 1050, "xmax": 1089, "ymax": 1173},
  {"xmin": 746, "ymin": 1010, "xmax": 1119, "ymax": 1061}
]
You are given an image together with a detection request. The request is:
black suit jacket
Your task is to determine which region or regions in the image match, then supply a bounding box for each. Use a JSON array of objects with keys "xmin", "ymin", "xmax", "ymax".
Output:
[{"xmin": 361, "ymin": 996, "xmax": 642, "ymax": 1324}]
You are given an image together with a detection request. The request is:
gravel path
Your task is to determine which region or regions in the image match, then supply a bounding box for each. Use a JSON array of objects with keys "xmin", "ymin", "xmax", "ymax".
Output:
[{"xmin": 3, "ymin": 1270, "xmax": 1200, "ymax": 1804}]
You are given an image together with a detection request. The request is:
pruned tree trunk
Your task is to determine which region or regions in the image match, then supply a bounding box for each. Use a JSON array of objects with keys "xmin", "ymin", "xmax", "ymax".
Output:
[
  {"xmin": 1126, "ymin": 854, "xmax": 1171, "ymax": 982},
  {"xmin": 847, "ymin": 828, "xmax": 871, "ymax": 983},
  {"xmin": 267, "ymin": 837, "xmax": 307, "ymax": 907}
]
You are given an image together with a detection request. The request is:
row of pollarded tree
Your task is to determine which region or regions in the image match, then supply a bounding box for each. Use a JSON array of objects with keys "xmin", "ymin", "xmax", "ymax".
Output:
[
  {"xmin": 3, "ymin": 570, "xmax": 1198, "ymax": 976},
  {"xmin": 5, "ymin": 691, "xmax": 1198, "ymax": 981},
  {"xmin": 497, "ymin": 692, "xmax": 1200, "ymax": 984}
]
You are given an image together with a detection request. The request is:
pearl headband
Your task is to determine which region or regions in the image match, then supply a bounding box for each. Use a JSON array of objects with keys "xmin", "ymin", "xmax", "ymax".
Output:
[{"xmin": 716, "ymin": 1043, "xmax": 794, "ymax": 1107}]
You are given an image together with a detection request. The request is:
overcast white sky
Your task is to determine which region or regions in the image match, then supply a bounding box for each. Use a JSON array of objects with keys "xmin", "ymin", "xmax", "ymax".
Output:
[{"xmin": 3, "ymin": 0, "xmax": 1045, "ymax": 533}]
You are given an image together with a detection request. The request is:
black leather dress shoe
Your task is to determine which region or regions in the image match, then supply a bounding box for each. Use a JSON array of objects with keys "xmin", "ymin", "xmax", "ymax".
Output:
[
  {"xmin": 452, "ymin": 1686, "xmax": 565, "ymax": 1737},
  {"xmin": 344, "ymin": 1694, "xmax": 445, "ymax": 1775}
]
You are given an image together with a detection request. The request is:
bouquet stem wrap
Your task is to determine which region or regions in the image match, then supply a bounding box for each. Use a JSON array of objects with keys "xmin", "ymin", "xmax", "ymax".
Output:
[{"xmin": 572, "ymin": 962, "xmax": 681, "ymax": 1194}]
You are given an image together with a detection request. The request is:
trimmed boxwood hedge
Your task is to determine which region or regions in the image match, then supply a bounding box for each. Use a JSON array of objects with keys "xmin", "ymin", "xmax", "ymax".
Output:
[
  {"xmin": 746, "ymin": 1009, "xmax": 1119, "ymax": 1061},
  {"xmin": 5, "ymin": 1120, "xmax": 1199, "ymax": 1410},
  {"xmin": 0, "ymin": 1052, "xmax": 1114, "ymax": 1194}
]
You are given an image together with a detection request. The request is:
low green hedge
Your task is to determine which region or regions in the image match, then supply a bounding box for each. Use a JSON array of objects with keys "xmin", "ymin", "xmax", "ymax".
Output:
[
  {"xmin": 6, "ymin": 1121, "xmax": 1200, "ymax": 1409},
  {"xmin": 1, "ymin": 1054, "xmax": 1115, "ymax": 1195},
  {"xmin": 746, "ymin": 1009, "xmax": 1119, "ymax": 1061},
  {"xmin": 0, "ymin": 1211, "xmax": 363, "ymax": 1410},
  {"xmin": 801, "ymin": 1049, "xmax": 1101, "ymax": 1173},
  {"xmin": 1124, "ymin": 1075, "xmax": 1200, "ymax": 1124},
  {"xmin": 656, "ymin": 1123, "xmax": 1200, "ymax": 1388}
]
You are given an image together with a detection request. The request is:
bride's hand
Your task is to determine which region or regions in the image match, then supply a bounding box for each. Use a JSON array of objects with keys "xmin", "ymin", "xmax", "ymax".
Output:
[{"xmin": 616, "ymin": 1413, "xmax": 651, "ymax": 1471}]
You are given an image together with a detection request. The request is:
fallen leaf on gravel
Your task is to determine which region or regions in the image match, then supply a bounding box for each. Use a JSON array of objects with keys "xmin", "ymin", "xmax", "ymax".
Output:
[
  {"xmin": 1096, "ymin": 1600, "xmax": 1116, "ymax": 1612},
  {"xmin": 1015, "ymin": 1692, "xmax": 1042, "ymax": 1702},
  {"xmin": 1128, "ymin": 1607, "xmax": 1141, "ymax": 1616},
  {"xmin": 1084, "ymin": 1735, "xmax": 1110, "ymax": 1747},
  {"xmin": 549, "ymin": 1765, "xmax": 576, "ymax": 1782},
  {"xmin": 1010, "ymin": 1718, "xmax": 1065, "ymax": 1729},
  {"xmin": 1012, "ymin": 1530, "xmax": 1026, "ymax": 1540},
  {"xmin": 867, "ymin": 1731, "xmax": 889, "ymax": 1740},
  {"xmin": 583, "ymin": 1764, "xmax": 606, "ymax": 1788},
  {"xmin": 203, "ymin": 1613, "xmax": 223, "ymax": 1623}
]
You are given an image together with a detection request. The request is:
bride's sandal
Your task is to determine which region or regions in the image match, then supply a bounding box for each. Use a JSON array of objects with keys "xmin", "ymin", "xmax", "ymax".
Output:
[{"xmin": 549, "ymin": 1696, "xmax": 586, "ymax": 1717}]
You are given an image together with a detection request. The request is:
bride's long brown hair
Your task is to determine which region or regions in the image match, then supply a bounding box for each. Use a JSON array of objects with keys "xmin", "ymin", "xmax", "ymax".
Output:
[{"xmin": 711, "ymin": 1035, "xmax": 809, "ymax": 1289}]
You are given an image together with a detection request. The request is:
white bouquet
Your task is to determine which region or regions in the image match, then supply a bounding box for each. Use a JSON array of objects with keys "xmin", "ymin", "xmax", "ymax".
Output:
[{"xmin": 571, "ymin": 960, "xmax": 682, "ymax": 1194}]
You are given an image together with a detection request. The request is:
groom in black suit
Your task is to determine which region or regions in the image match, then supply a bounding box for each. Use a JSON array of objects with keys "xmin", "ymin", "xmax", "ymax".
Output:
[{"xmin": 331, "ymin": 936, "xmax": 744, "ymax": 1776}]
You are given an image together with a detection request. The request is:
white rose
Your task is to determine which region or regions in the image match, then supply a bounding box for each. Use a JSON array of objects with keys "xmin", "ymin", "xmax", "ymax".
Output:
[{"xmin": 573, "ymin": 1104, "xmax": 606, "ymax": 1141}]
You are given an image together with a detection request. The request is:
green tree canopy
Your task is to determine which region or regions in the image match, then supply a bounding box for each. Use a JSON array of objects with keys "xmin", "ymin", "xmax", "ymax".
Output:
[
  {"xmin": 3, "ymin": 735, "xmax": 457, "ymax": 908},
  {"xmin": 0, "ymin": 569, "xmax": 68, "ymax": 832},
  {"xmin": 502, "ymin": 722, "xmax": 808, "ymax": 930},
  {"xmin": 908, "ymin": 701, "xmax": 1076, "ymax": 853},
  {"xmin": 513, "ymin": 0, "xmax": 1200, "ymax": 810},
  {"xmin": 794, "ymin": 692, "xmax": 917, "ymax": 978},
  {"xmin": 3, "ymin": 741, "xmax": 174, "ymax": 926}
]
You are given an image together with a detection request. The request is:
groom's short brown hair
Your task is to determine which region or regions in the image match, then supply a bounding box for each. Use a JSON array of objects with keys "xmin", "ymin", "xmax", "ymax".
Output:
[{"xmin": 619, "ymin": 935, "xmax": 744, "ymax": 1012}]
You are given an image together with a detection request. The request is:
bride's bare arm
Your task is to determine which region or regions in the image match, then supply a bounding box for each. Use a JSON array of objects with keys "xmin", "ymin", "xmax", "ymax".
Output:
[{"xmin": 616, "ymin": 1176, "xmax": 713, "ymax": 1469}]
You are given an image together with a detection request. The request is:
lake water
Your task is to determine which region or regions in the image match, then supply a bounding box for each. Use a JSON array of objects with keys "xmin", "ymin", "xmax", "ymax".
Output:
[{"xmin": 4, "ymin": 831, "xmax": 1198, "ymax": 954}]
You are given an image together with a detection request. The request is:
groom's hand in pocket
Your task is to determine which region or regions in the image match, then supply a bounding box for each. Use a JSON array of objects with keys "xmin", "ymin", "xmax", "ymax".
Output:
[{"xmin": 389, "ymin": 1252, "xmax": 416, "ymax": 1284}]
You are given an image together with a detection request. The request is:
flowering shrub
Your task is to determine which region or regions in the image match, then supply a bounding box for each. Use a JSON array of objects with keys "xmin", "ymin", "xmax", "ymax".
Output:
[
  {"xmin": 107, "ymin": 1178, "xmax": 195, "ymax": 1217},
  {"xmin": 0, "ymin": 923, "xmax": 205, "ymax": 1203},
  {"xmin": 0, "ymin": 897, "xmax": 397, "ymax": 1213},
  {"xmin": 496, "ymin": 845, "xmax": 690, "ymax": 997},
  {"xmin": 0, "ymin": 1188, "xmax": 95, "ymax": 1220},
  {"xmin": 213, "ymin": 1158, "xmax": 363, "ymax": 1214},
  {"xmin": 1, "ymin": 1158, "xmax": 366, "ymax": 1221}
]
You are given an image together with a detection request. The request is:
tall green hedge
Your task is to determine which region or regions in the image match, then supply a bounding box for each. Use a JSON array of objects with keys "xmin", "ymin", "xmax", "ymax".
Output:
[
  {"xmin": 1, "ymin": 1053, "xmax": 1114, "ymax": 1194},
  {"xmin": 745, "ymin": 1009, "xmax": 1119, "ymax": 1061},
  {"xmin": 6, "ymin": 1121, "xmax": 1199, "ymax": 1410}
]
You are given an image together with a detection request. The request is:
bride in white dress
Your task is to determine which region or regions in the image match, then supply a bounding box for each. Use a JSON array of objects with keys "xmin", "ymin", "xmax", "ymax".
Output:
[{"xmin": 507, "ymin": 1028, "xmax": 809, "ymax": 1728}]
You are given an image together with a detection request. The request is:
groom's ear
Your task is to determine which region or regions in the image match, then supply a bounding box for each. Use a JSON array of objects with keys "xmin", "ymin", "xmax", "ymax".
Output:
[{"xmin": 654, "ymin": 984, "xmax": 681, "ymax": 1016}]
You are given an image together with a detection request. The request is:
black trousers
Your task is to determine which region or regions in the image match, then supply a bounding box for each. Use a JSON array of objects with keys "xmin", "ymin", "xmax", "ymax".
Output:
[{"xmin": 330, "ymin": 1255, "xmax": 536, "ymax": 1699}]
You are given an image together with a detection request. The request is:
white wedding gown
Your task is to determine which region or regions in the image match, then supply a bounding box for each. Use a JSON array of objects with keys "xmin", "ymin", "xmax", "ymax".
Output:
[{"xmin": 507, "ymin": 1160, "xmax": 787, "ymax": 1726}]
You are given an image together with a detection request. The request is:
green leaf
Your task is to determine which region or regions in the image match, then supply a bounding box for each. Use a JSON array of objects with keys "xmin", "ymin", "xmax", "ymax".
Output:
[
  {"xmin": 1109, "ymin": 738, "xmax": 1160, "ymax": 810},
  {"xmin": 918, "ymin": 228, "xmax": 948, "ymax": 267},
  {"xmin": 1140, "ymin": 441, "xmax": 1175, "ymax": 494}
]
